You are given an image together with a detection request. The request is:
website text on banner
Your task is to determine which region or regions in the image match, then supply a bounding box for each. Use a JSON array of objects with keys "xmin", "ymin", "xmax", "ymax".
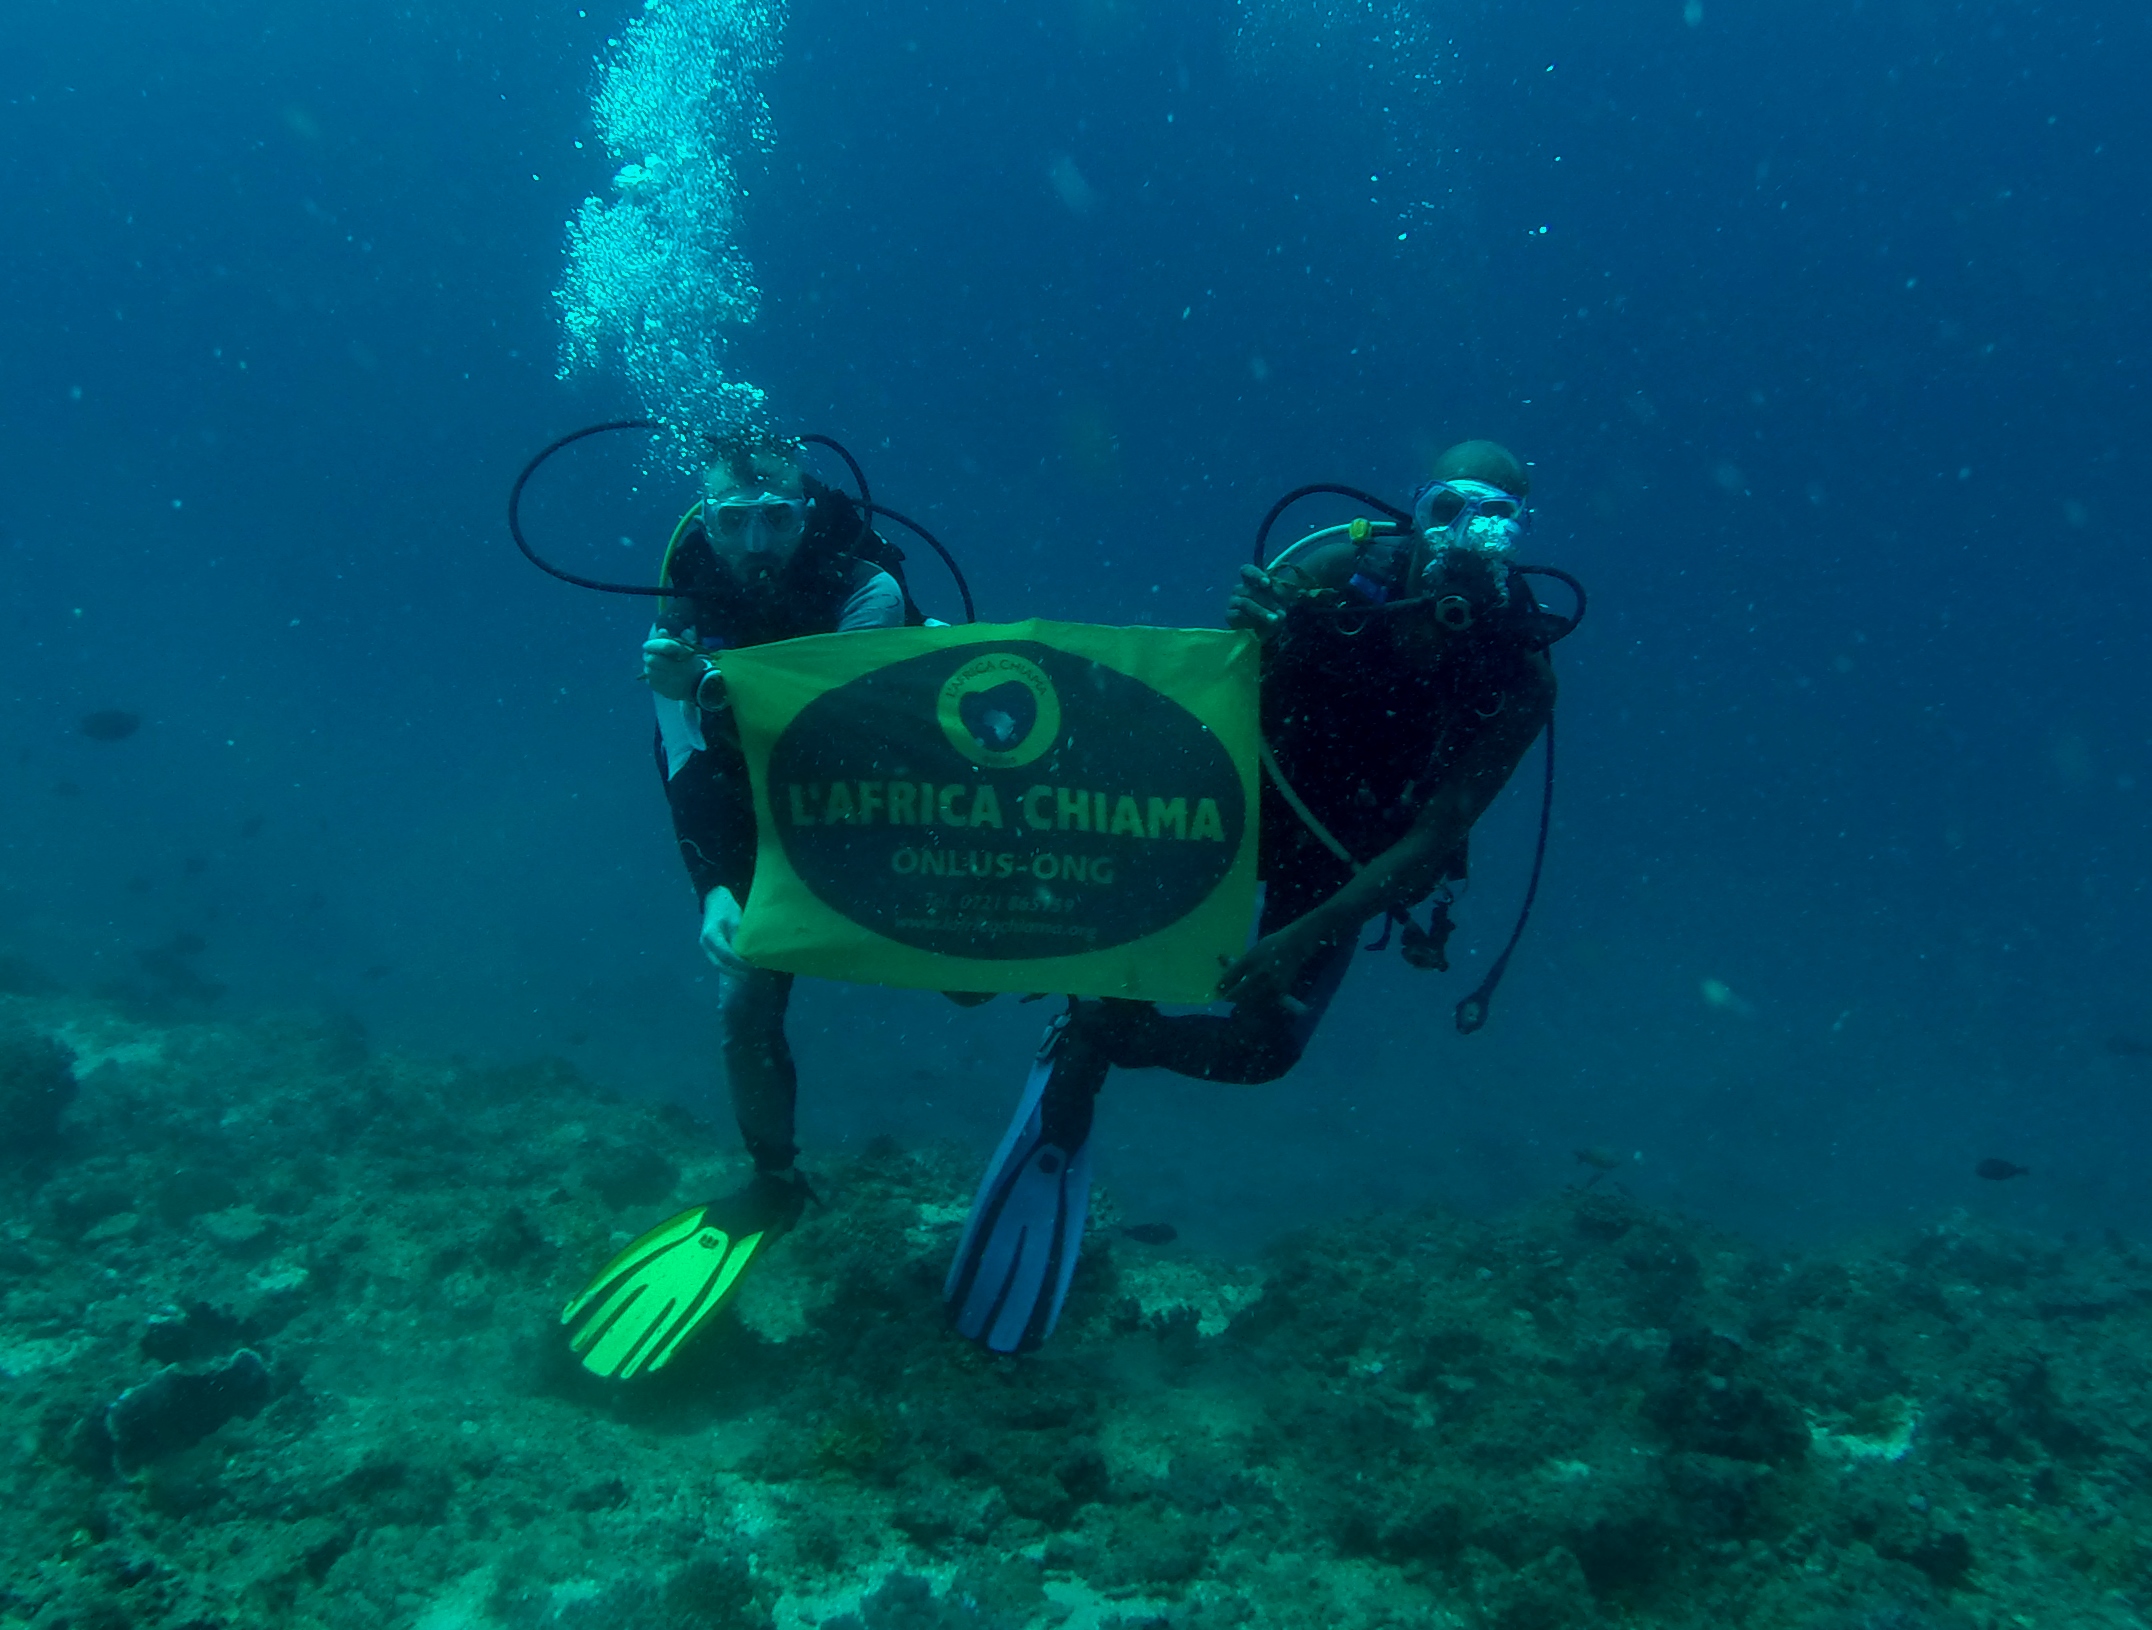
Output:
[{"xmin": 728, "ymin": 621, "xmax": 1260, "ymax": 1002}]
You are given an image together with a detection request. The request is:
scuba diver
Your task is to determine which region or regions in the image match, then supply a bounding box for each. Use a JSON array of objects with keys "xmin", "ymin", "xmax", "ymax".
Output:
[
  {"xmin": 560, "ymin": 428, "xmax": 928, "ymax": 1378},
  {"xmin": 944, "ymin": 439, "xmax": 1573, "ymax": 1354}
]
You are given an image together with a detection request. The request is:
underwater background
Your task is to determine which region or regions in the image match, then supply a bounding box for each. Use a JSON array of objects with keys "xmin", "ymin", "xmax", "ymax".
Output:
[
  {"xmin": 4, "ymin": 1, "xmax": 2152, "ymax": 1625},
  {"xmin": 6, "ymin": 0, "xmax": 2147, "ymax": 1247}
]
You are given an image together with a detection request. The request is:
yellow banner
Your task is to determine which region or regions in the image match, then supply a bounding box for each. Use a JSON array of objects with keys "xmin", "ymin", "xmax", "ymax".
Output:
[{"xmin": 727, "ymin": 620, "xmax": 1260, "ymax": 1001}]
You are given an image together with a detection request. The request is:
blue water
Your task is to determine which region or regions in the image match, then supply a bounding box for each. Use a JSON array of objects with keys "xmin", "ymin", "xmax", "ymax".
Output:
[{"xmin": 4, "ymin": 0, "xmax": 2146, "ymax": 1252}]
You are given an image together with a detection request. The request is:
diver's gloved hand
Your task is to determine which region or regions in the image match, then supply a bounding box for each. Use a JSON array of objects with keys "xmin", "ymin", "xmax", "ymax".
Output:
[
  {"xmin": 643, "ymin": 635, "xmax": 716, "ymax": 705},
  {"xmin": 699, "ymin": 886, "xmax": 753, "ymax": 979},
  {"xmin": 1227, "ymin": 564, "xmax": 1293, "ymax": 640}
]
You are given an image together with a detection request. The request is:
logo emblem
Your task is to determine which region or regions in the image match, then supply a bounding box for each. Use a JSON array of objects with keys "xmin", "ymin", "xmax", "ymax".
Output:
[{"xmin": 936, "ymin": 653, "xmax": 1061, "ymax": 769}]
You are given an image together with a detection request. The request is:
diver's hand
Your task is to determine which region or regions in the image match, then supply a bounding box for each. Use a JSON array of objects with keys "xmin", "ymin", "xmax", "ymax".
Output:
[
  {"xmin": 1216, "ymin": 924, "xmax": 1319, "ymax": 1007},
  {"xmin": 1227, "ymin": 564, "xmax": 1292, "ymax": 640},
  {"xmin": 644, "ymin": 636, "xmax": 715, "ymax": 705},
  {"xmin": 699, "ymin": 887, "xmax": 753, "ymax": 979}
]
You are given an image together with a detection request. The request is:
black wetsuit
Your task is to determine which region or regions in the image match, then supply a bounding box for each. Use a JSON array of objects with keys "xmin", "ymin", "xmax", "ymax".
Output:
[
  {"xmin": 652, "ymin": 479, "xmax": 908, "ymax": 1172},
  {"xmin": 1037, "ymin": 589, "xmax": 1555, "ymax": 1142},
  {"xmin": 655, "ymin": 479, "xmax": 907, "ymax": 903}
]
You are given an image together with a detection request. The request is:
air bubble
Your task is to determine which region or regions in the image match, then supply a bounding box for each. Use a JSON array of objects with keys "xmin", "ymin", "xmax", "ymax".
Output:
[{"xmin": 557, "ymin": 0, "xmax": 785, "ymax": 470}]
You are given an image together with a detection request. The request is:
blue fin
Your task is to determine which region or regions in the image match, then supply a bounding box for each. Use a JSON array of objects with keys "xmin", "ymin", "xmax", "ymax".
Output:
[{"xmin": 945, "ymin": 1052, "xmax": 1093, "ymax": 1353}]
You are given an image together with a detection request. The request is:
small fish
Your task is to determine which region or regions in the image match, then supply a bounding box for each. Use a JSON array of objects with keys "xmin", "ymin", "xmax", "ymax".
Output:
[
  {"xmin": 53, "ymin": 780, "xmax": 81, "ymax": 798},
  {"xmin": 138, "ymin": 932, "xmax": 223, "ymax": 1003},
  {"xmin": 240, "ymin": 816, "xmax": 266, "ymax": 839},
  {"xmin": 2105, "ymin": 1035, "xmax": 2151, "ymax": 1059},
  {"xmin": 79, "ymin": 709, "xmax": 142, "ymax": 742},
  {"xmin": 1976, "ymin": 1158, "xmax": 2029, "ymax": 1182},
  {"xmin": 359, "ymin": 964, "xmax": 393, "ymax": 982},
  {"xmin": 1575, "ymin": 1146, "xmax": 1627, "ymax": 1172},
  {"xmin": 1120, "ymin": 1222, "xmax": 1177, "ymax": 1246},
  {"xmin": 1699, "ymin": 977, "xmax": 1757, "ymax": 1018}
]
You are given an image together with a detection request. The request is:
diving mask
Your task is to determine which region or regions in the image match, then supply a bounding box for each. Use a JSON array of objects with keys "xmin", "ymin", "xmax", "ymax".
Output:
[
  {"xmin": 1412, "ymin": 479, "xmax": 1527, "ymax": 554},
  {"xmin": 711, "ymin": 493, "xmax": 807, "ymax": 547},
  {"xmin": 1405, "ymin": 480, "xmax": 1527, "ymax": 628}
]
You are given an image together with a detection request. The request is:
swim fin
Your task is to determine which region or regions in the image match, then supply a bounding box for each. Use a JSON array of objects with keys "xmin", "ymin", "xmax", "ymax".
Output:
[
  {"xmin": 562, "ymin": 1172, "xmax": 808, "ymax": 1379},
  {"xmin": 945, "ymin": 1022, "xmax": 1097, "ymax": 1354}
]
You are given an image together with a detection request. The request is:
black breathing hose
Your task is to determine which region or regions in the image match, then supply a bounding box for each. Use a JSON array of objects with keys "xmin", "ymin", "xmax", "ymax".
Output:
[
  {"xmin": 507, "ymin": 419, "xmax": 974, "ymax": 621},
  {"xmin": 506, "ymin": 418, "xmax": 673, "ymax": 598},
  {"xmin": 1454, "ymin": 713, "xmax": 1556, "ymax": 1035},
  {"xmin": 798, "ymin": 432, "xmax": 976, "ymax": 622},
  {"xmin": 1512, "ymin": 566, "xmax": 1587, "ymax": 641},
  {"xmin": 871, "ymin": 504, "xmax": 976, "ymax": 623},
  {"xmin": 1253, "ymin": 483, "xmax": 1414, "ymax": 567},
  {"xmin": 800, "ymin": 432, "xmax": 873, "ymax": 557}
]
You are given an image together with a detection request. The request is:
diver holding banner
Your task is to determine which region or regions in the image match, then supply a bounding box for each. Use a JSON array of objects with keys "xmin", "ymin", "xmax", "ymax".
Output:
[
  {"xmin": 527, "ymin": 417, "xmax": 1265, "ymax": 1379},
  {"xmin": 550, "ymin": 427, "xmax": 981, "ymax": 1379},
  {"xmin": 944, "ymin": 440, "xmax": 1580, "ymax": 1354}
]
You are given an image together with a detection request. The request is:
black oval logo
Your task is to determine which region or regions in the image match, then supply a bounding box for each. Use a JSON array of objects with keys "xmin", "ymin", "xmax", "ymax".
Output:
[{"xmin": 766, "ymin": 642, "xmax": 1244, "ymax": 959}]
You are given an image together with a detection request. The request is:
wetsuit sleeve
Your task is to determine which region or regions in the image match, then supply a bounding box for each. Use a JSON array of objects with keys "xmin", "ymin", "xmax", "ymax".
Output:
[
  {"xmin": 655, "ymin": 726, "xmax": 756, "ymax": 903},
  {"xmin": 646, "ymin": 512, "xmax": 746, "ymax": 900},
  {"xmin": 837, "ymin": 568, "xmax": 907, "ymax": 630}
]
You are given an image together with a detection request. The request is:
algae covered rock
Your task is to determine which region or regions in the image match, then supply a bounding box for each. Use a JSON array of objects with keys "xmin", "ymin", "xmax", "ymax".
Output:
[
  {"xmin": 518, "ymin": 1549, "xmax": 775, "ymax": 1630},
  {"xmin": 1644, "ymin": 1326, "xmax": 1810, "ymax": 1465},
  {"xmin": 102, "ymin": 1348, "xmax": 273, "ymax": 1470},
  {"xmin": 1468, "ymin": 1544, "xmax": 1600, "ymax": 1630},
  {"xmin": 5, "ymin": 992, "xmax": 2152, "ymax": 1630},
  {"xmin": 0, "ymin": 1024, "xmax": 76, "ymax": 1153}
]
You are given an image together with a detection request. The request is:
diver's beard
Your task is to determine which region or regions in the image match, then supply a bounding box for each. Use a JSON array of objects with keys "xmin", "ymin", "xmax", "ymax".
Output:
[{"xmin": 722, "ymin": 547, "xmax": 798, "ymax": 590}]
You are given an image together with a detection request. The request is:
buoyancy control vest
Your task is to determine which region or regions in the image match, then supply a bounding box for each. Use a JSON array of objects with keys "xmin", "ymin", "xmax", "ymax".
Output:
[
  {"xmin": 1250, "ymin": 486, "xmax": 1587, "ymax": 1032},
  {"xmin": 654, "ymin": 475, "xmax": 924, "ymax": 649},
  {"xmin": 1259, "ymin": 565, "xmax": 1555, "ymax": 889}
]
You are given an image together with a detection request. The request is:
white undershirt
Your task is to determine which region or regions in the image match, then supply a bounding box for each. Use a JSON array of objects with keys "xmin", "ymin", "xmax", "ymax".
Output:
[{"xmin": 655, "ymin": 568, "xmax": 907, "ymax": 778}]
